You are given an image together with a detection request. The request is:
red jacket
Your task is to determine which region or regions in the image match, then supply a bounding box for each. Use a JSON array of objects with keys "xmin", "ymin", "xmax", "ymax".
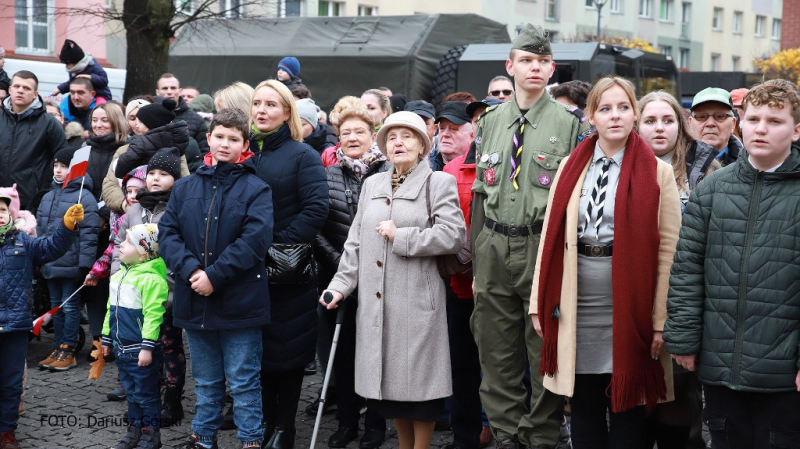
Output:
[
  {"xmin": 321, "ymin": 144, "xmax": 339, "ymax": 167},
  {"xmin": 442, "ymin": 147, "xmax": 476, "ymax": 300}
]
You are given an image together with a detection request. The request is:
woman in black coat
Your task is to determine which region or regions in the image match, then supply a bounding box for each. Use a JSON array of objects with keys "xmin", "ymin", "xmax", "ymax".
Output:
[
  {"xmin": 314, "ymin": 107, "xmax": 391, "ymax": 449},
  {"xmin": 250, "ymin": 79, "xmax": 329, "ymax": 449}
]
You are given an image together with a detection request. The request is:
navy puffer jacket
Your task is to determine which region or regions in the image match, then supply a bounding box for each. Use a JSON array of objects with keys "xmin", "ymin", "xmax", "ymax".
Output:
[
  {"xmin": 158, "ymin": 157, "xmax": 274, "ymax": 331},
  {"xmin": 35, "ymin": 176, "xmax": 99, "ymax": 279},
  {"xmin": 1, "ymin": 223, "xmax": 76, "ymax": 332},
  {"xmin": 250, "ymin": 124, "xmax": 329, "ymax": 371}
]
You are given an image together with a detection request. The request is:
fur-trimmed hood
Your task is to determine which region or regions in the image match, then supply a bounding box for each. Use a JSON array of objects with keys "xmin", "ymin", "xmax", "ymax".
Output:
[{"xmin": 14, "ymin": 210, "xmax": 37, "ymax": 237}]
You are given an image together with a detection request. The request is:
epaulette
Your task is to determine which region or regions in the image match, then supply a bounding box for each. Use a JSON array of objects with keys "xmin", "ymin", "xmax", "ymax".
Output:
[
  {"xmin": 479, "ymin": 104, "xmax": 500, "ymax": 119},
  {"xmin": 565, "ymin": 104, "xmax": 588, "ymax": 123},
  {"xmin": 577, "ymin": 126, "xmax": 596, "ymax": 142}
]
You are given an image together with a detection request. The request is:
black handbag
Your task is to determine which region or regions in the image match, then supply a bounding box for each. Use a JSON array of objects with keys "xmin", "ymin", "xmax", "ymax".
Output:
[{"xmin": 266, "ymin": 243, "xmax": 314, "ymax": 285}]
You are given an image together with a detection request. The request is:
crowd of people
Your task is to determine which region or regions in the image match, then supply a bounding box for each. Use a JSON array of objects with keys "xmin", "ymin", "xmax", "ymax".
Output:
[{"xmin": 1, "ymin": 22, "xmax": 799, "ymax": 449}]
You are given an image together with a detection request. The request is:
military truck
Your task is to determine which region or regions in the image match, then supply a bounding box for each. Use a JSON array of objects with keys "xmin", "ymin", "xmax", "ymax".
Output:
[{"xmin": 432, "ymin": 41, "xmax": 681, "ymax": 103}]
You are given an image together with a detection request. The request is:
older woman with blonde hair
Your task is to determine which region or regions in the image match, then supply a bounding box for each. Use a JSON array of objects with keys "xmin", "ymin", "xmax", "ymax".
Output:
[
  {"xmin": 531, "ymin": 77, "xmax": 681, "ymax": 448},
  {"xmin": 321, "ymin": 111, "xmax": 465, "ymax": 449},
  {"xmin": 321, "ymin": 95, "xmax": 368, "ymax": 167},
  {"xmin": 250, "ymin": 79, "xmax": 329, "ymax": 449}
]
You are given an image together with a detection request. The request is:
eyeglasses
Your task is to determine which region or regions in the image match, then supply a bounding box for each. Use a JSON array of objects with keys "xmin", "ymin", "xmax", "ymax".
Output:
[
  {"xmin": 691, "ymin": 112, "xmax": 734, "ymax": 123},
  {"xmin": 489, "ymin": 90, "xmax": 513, "ymax": 97}
]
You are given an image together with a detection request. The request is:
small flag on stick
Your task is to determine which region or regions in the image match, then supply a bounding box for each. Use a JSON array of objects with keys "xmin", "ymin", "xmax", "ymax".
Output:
[
  {"xmin": 31, "ymin": 284, "xmax": 86, "ymax": 337},
  {"xmin": 62, "ymin": 146, "xmax": 91, "ymax": 189}
]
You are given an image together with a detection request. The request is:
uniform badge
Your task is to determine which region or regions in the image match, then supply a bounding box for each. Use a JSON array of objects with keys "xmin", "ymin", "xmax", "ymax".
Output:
[
  {"xmin": 490, "ymin": 153, "xmax": 499, "ymax": 165},
  {"xmin": 481, "ymin": 153, "xmax": 489, "ymax": 163},
  {"xmin": 549, "ymin": 136, "xmax": 557, "ymax": 144},
  {"xmin": 475, "ymin": 136, "xmax": 482, "ymax": 145},
  {"xmin": 537, "ymin": 154, "xmax": 546, "ymax": 161},
  {"xmin": 485, "ymin": 168, "xmax": 497, "ymax": 186},
  {"xmin": 538, "ymin": 173, "xmax": 551, "ymax": 186}
]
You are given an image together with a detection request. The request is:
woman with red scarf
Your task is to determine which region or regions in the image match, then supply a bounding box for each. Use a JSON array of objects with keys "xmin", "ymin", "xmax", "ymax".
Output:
[{"xmin": 529, "ymin": 77, "xmax": 682, "ymax": 448}]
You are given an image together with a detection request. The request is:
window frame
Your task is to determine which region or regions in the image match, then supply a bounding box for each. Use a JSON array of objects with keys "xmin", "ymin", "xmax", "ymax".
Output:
[
  {"xmin": 639, "ymin": 0, "xmax": 653, "ymax": 18},
  {"xmin": 659, "ymin": 0, "xmax": 673, "ymax": 22},
  {"xmin": 14, "ymin": 0, "xmax": 55, "ymax": 55},
  {"xmin": 772, "ymin": 18, "xmax": 781, "ymax": 40},
  {"xmin": 732, "ymin": 11, "xmax": 742, "ymax": 34},
  {"xmin": 712, "ymin": 7, "xmax": 723, "ymax": 31},
  {"xmin": 357, "ymin": 4, "xmax": 377, "ymax": 16},
  {"xmin": 755, "ymin": 15, "xmax": 765, "ymax": 37},
  {"xmin": 545, "ymin": 0, "xmax": 559, "ymax": 21}
]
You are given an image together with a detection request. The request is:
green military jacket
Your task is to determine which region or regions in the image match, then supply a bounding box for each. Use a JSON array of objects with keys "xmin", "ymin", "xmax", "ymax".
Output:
[{"xmin": 471, "ymin": 90, "xmax": 586, "ymax": 236}]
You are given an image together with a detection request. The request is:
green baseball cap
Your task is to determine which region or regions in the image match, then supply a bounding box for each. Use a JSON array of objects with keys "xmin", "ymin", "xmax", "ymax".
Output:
[
  {"xmin": 512, "ymin": 24, "xmax": 552, "ymax": 56},
  {"xmin": 690, "ymin": 87, "xmax": 733, "ymax": 110}
]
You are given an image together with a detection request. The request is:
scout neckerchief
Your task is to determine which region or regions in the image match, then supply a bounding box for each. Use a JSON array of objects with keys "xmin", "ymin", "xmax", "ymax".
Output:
[{"xmin": 509, "ymin": 115, "xmax": 526, "ymax": 190}]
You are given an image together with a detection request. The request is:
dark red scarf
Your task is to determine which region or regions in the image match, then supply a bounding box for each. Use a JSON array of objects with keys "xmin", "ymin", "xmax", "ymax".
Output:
[{"xmin": 537, "ymin": 130, "xmax": 667, "ymax": 412}]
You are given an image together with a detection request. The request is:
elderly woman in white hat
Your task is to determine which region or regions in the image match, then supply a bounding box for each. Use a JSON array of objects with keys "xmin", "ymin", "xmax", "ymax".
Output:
[{"xmin": 321, "ymin": 111, "xmax": 466, "ymax": 449}]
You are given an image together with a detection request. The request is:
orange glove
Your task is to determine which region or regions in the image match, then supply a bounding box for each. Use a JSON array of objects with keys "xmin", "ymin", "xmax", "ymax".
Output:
[{"xmin": 62, "ymin": 204, "xmax": 85, "ymax": 231}]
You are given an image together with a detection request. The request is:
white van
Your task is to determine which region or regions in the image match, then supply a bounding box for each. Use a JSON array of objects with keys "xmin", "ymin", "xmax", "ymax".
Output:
[{"xmin": 4, "ymin": 57, "xmax": 126, "ymax": 101}]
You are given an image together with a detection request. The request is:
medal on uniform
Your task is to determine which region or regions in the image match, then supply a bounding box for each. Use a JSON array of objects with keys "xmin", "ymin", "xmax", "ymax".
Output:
[
  {"xmin": 490, "ymin": 153, "xmax": 499, "ymax": 165},
  {"xmin": 538, "ymin": 173, "xmax": 551, "ymax": 186},
  {"xmin": 485, "ymin": 167, "xmax": 497, "ymax": 186},
  {"xmin": 481, "ymin": 153, "xmax": 489, "ymax": 163},
  {"xmin": 549, "ymin": 136, "xmax": 557, "ymax": 144}
]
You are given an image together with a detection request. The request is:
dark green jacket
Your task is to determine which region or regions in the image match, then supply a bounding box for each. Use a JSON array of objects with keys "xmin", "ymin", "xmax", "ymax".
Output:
[{"xmin": 664, "ymin": 147, "xmax": 800, "ymax": 392}]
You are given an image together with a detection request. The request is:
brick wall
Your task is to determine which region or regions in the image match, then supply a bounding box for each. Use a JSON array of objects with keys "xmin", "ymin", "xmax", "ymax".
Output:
[{"xmin": 783, "ymin": 0, "xmax": 800, "ymax": 50}]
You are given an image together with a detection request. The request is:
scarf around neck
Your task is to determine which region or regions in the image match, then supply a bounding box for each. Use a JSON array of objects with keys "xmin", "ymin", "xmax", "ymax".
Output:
[
  {"xmin": 390, "ymin": 161, "xmax": 420, "ymax": 193},
  {"xmin": 336, "ymin": 143, "xmax": 386, "ymax": 180},
  {"xmin": 67, "ymin": 54, "xmax": 93, "ymax": 74},
  {"xmin": 251, "ymin": 124, "xmax": 282, "ymax": 151},
  {"xmin": 536, "ymin": 130, "xmax": 666, "ymax": 412},
  {"xmin": 136, "ymin": 189, "xmax": 172, "ymax": 215},
  {"xmin": 0, "ymin": 217, "xmax": 14, "ymax": 245}
]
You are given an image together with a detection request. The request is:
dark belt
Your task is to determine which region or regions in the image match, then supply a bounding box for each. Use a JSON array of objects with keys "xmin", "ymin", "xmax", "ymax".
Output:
[
  {"xmin": 484, "ymin": 218, "xmax": 543, "ymax": 237},
  {"xmin": 578, "ymin": 242, "xmax": 613, "ymax": 257}
]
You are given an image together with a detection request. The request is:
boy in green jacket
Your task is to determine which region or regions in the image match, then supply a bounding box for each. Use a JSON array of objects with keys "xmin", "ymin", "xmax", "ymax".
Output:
[{"xmin": 664, "ymin": 79, "xmax": 800, "ymax": 449}]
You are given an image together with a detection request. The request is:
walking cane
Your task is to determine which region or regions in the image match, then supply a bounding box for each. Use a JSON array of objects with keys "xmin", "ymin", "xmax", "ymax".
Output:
[{"xmin": 310, "ymin": 292, "xmax": 347, "ymax": 448}]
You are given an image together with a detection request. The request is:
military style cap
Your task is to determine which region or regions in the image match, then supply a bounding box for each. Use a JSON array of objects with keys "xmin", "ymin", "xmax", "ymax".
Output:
[{"xmin": 512, "ymin": 24, "xmax": 552, "ymax": 56}]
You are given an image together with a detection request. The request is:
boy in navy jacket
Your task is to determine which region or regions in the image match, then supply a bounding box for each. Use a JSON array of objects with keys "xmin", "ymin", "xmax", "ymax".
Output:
[{"xmin": 159, "ymin": 108, "xmax": 274, "ymax": 449}]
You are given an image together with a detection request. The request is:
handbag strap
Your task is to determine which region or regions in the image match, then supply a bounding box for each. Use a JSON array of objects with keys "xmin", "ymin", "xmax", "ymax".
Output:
[
  {"xmin": 343, "ymin": 172, "xmax": 357, "ymax": 222},
  {"xmin": 424, "ymin": 173, "xmax": 433, "ymax": 227}
]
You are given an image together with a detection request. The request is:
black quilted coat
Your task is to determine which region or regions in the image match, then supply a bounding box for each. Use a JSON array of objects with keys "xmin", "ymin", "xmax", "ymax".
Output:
[
  {"xmin": 251, "ymin": 124, "xmax": 329, "ymax": 371},
  {"xmin": 664, "ymin": 147, "xmax": 800, "ymax": 392},
  {"xmin": 315, "ymin": 160, "xmax": 391, "ymax": 289}
]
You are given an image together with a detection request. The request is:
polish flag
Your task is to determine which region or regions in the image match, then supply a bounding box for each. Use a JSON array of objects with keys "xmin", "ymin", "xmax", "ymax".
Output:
[
  {"xmin": 31, "ymin": 305, "xmax": 60, "ymax": 337},
  {"xmin": 62, "ymin": 146, "xmax": 91, "ymax": 189}
]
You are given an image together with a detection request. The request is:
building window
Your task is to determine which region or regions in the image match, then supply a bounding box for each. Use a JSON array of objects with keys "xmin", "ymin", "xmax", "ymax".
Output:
[
  {"xmin": 318, "ymin": 0, "xmax": 342, "ymax": 16},
  {"xmin": 772, "ymin": 19, "xmax": 781, "ymax": 40},
  {"xmin": 174, "ymin": 0, "xmax": 193, "ymax": 13},
  {"xmin": 546, "ymin": 0, "xmax": 559, "ymax": 21},
  {"xmin": 680, "ymin": 2, "xmax": 691, "ymax": 39},
  {"xmin": 732, "ymin": 11, "xmax": 742, "ymax": 34},
  {"xmin": 639, "ymin": 0, "xmax": 652, "ymax": 18},
  {"xmin": 358, "ymin": 4, "xmax": 377, "ymax": 16},
  {"xmin": 679, "ymin": 48, "xmax": 689, "ymax": 69},
  {"xmin": 660, "ymin": 0, "xmax": 673, "ymax": 21},
  {"xmin": 15, "ymin": 0, "xmax": 54, "ymax": 54},
  {"xmin": 711, "ymin": 54, "xmax": 720, "ymax": 72},
  {"xmin": 220, "ymin": 0, "xmax": 242, "ymax": 18},
  {"xmin": 712, "ymin": 7, "xmax": 723, "ymax": 30},
  {"xmin": 280, "ymin": 0, "xmax": 302, "ymax": 17},
  {"xmin": 755, "ymin": 15, "xmax": 765, "ymax": 36},
  {"xmin": 585, "ymin": 0, "xmax": 594, "ymax": 8},
  {"xmin": 610, "ymin": 0, "xmax": 620, "ymax": 13},
  {"xmin": 732, "ymin": 56, "xmax": 740, "ymax": 71},
  {"xmin": 659, "ymin": 45, "xmax": 672, "ymax": 57}
]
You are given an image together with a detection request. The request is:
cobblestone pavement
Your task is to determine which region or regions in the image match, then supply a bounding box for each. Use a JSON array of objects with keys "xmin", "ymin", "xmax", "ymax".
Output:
[{"xmin": 17, "ymin": 326, "xmax": 463, "ymax": 449}]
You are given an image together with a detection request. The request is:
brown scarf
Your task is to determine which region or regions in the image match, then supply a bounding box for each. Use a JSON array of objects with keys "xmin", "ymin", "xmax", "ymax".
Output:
[{"xmin": 537, "ymin": 131, "xmax": 666, "ymax": 412}]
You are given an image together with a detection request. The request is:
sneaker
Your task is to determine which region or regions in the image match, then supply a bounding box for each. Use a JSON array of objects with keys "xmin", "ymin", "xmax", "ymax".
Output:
[
  {"xmin": 112, "ymin": 426, "xmax": 140, "ymax": 449},
  {"xmin": 108, "ymin": 382, "xmax": 127, "ymax": 401},
  {"xmin": 134, "ymin": 428, "xmax": 161, "ymax": 449},
  {"xmin": 48, "ymin": 344, "xmax": 77, "ymax": 371},
  {"xmin": 185, "ymin": 435, "xmax": 218, "ymax": 449},
  {"xmin": 38, "ymin": 349, "xmax": 59, "ymax": 369},
  {"xmin": 0, "ymin": 431, "xmax": 20, "ymax": 449}
]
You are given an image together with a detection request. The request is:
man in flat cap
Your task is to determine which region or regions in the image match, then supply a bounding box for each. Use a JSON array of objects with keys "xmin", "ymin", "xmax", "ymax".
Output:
[{"xmin": 470, "ymin": 23, "xmax": 587, "ymax": 449}]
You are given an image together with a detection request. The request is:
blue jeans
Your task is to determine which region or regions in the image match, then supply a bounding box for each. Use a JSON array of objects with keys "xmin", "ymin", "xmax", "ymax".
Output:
[
  {"xmin": 115, "ymin": 346, "xmax": 162, "ymax": 430},
  {"xmin": 186, "ymin": 327, "xmax": 264, "ymax": 446},
  {"xmin": 48, "ymin": 277, "xmax": 81, "ymax": 348},
  {"xmin": 0, "ymin": 331, "xmax": 28, "ymax": 431}
]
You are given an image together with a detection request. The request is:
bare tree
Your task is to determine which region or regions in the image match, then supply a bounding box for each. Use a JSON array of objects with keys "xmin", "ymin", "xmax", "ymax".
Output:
[{"xmin": 52, "ymin": 0, "xmax": 276, "ymax": 102}]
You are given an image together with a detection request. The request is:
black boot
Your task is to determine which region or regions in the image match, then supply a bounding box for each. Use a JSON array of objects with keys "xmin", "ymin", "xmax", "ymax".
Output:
[
  {"xmin": 263, "ymin": 425, "xmax": 296, "ymax": 449},
  {"xmin": 160, "ymin": 388, "xmax": 184, "ymax": 427}
]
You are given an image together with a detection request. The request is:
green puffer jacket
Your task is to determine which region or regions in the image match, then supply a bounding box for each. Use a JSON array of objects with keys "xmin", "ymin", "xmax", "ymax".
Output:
[{"xmin": 664, "ymin": 147, "xmax": 800, "ymax": 393}]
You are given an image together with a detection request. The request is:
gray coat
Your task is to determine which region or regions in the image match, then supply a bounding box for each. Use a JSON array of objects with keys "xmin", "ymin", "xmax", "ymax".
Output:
[{"xmin": 328, "ymin": 162, "xmax": 466, "ymax": 402}]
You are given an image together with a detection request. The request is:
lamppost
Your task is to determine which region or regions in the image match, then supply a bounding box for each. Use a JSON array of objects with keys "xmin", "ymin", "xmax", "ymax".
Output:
[{"xmin": 594, "ymin": 0, "xmax": 609, "ymax": 40}]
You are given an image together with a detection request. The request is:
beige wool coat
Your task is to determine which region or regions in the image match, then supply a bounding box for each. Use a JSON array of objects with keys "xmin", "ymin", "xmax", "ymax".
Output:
[
  {"xmin": 328, "ymin": 161, "xmax": 466, "ymax": 402},
  {"xmin": 529, "ymin": 154, "xmax": 681, "ymax": 402}
]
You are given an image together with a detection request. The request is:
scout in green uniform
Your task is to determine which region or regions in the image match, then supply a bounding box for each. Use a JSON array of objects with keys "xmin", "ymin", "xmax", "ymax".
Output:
[{"xmin": 470, "ymin": 24, "xmax": 588, "ymax": 449}]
